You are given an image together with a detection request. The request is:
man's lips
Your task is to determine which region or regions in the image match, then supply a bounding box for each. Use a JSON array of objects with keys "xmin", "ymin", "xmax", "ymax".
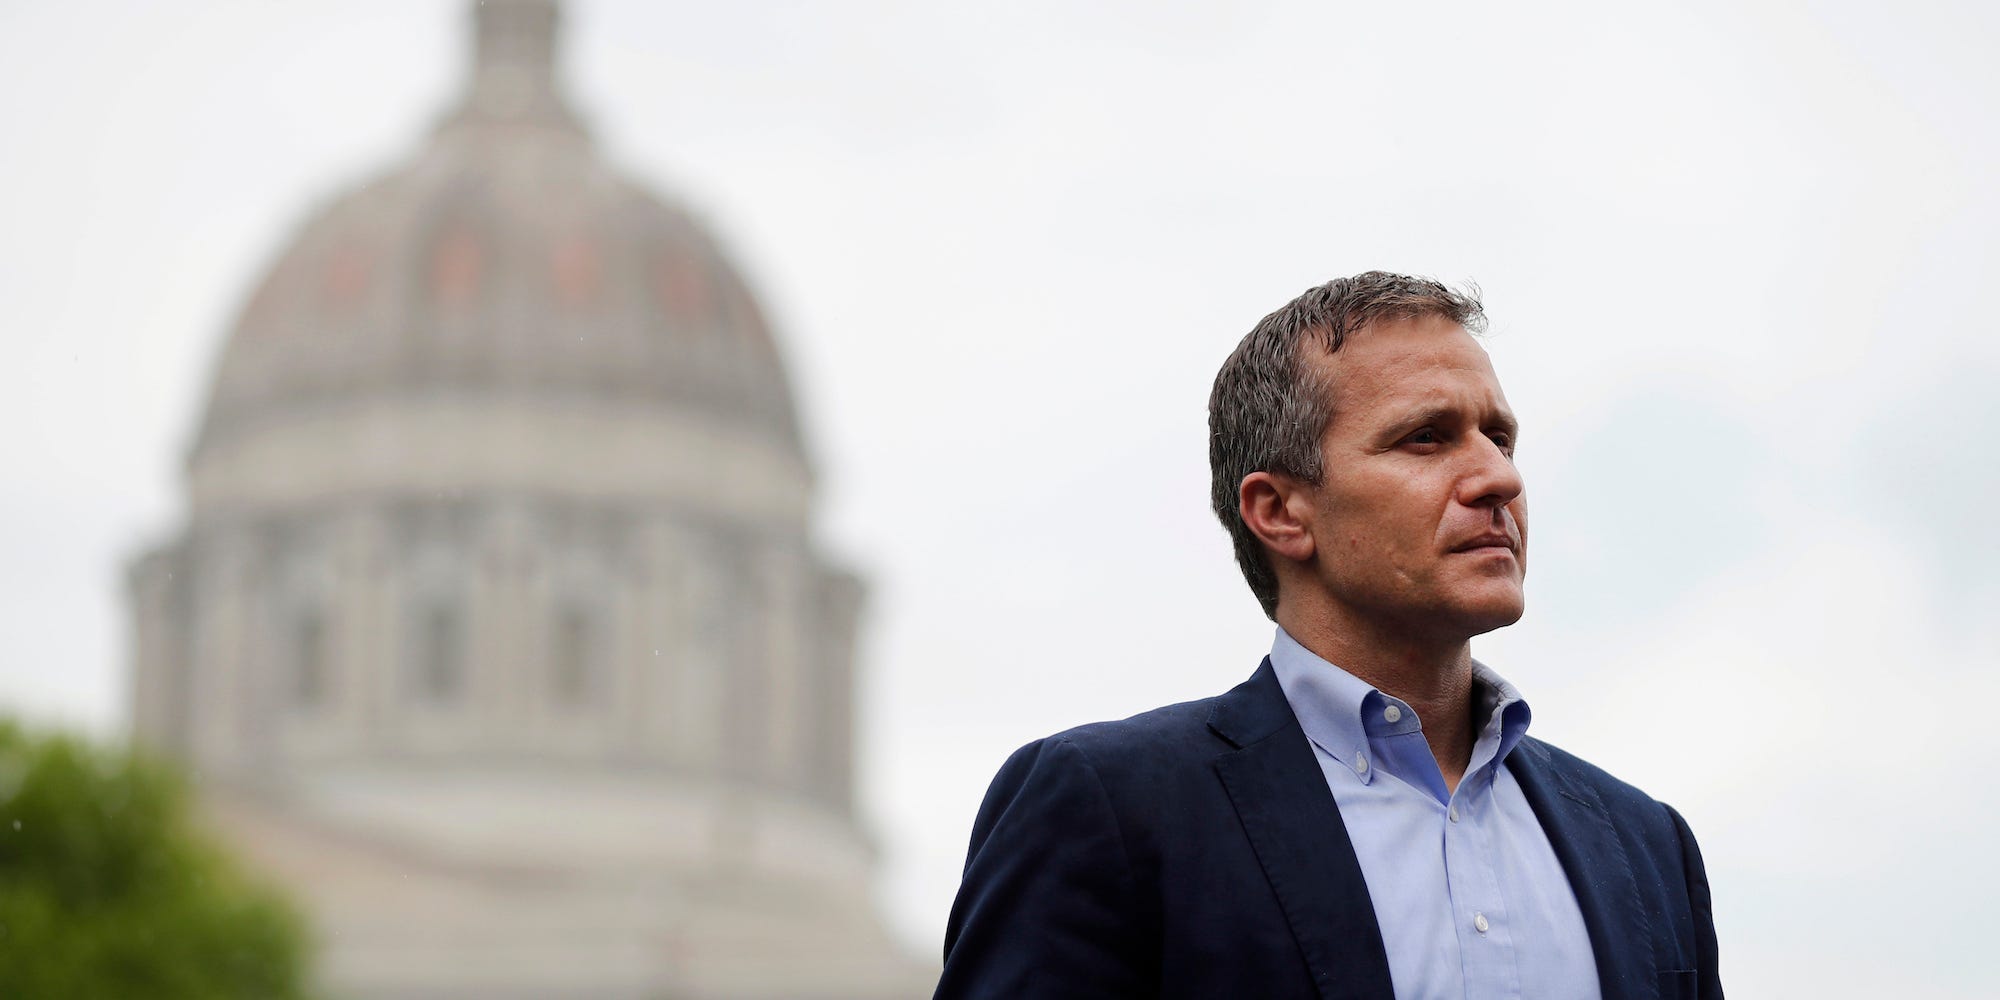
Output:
[{"xmin": 1450, "ymin": 533, "xmax": 1517, "ymax": 553}]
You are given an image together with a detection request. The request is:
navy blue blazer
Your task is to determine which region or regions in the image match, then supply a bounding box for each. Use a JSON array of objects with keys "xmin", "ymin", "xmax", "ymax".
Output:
[{"xmin": 937, "ymin": 660, "xmax": 1721, "ymax": 999}]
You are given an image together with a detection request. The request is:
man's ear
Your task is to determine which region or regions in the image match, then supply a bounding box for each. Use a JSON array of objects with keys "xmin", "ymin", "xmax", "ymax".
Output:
[{"xmin": 1239, "ymin": 471, "xmax": 1317, "ymax": 566}]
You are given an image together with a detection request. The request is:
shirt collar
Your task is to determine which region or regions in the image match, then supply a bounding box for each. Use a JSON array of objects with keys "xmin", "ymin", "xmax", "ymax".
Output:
[
  {"xmin": 1267, "ymin": 626, "xmax": 1533, "ymax": 779},
  {"xmin": 1471, "ymin": 658, "xmax": 1534, "ymax": 768}
]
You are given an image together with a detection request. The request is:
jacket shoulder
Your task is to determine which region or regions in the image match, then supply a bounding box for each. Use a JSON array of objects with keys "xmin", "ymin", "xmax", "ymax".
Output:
[
  {"xmin": 1041, "ymin": 692, "xmax": 1232, "ymax": 768},
  {"xmin": 1519, "ymin": 735, "xmax": 1677, "ymax": 826}
]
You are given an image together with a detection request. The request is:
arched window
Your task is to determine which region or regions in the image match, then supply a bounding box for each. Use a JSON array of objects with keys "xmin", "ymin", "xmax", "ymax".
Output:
[
  {"xmin": 550, "ymin": 605, "xmax": 596, "ymax": 708},
  {"xmin": 415, "ymin": 602, "xmax": 464, "ymax": 704},
  {"xmin": 292, "ymin": 609, "xmax": 328, "ymax": 709}
]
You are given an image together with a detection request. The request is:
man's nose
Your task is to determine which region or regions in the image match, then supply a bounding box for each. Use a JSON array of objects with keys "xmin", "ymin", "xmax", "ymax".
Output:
[{"xmin": 1459, "ymin": 437, "xmax": 1524, "ymax": 509}]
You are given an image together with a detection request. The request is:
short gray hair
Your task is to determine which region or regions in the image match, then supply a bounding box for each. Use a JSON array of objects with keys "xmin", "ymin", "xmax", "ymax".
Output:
[{"xmin": 1208, "ymin": 271, "xmax": 1486, "ymax": 619}]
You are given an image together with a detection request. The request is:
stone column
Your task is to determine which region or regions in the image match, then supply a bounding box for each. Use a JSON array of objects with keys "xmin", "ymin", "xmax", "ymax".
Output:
[
  {"xmin": 607, "ymin": 516, "xmax": 650, "ymax": 759},
  {"xmin": 483, "ymin": 500, "xmax": 536, "ymax": 749},
  {"xmin": 238, "ymin": 529, "xmax": 282, "ymax": 783},
  {"xmin": 681, "ymin": 532, "xmax": 731, "ymax": 773},
  {"xmin": 335, "ymin": 505, "xmax": 390, "ymax": 755},
  {"xmin": 634, "ymin": 516, "xmax": 684, "ymax": 762},
  {"xmin": 720, "ymin": 536, "xmax": 770, "ymax": 784},
  {"xmin": 812, "ymin": 565, "xmax": 864, "ymax": 812},
  {"xmin": 128, "ymin": 544, "xmax": 189, "ymax": 757},
  {"xmin": 366, "ymin": 510, "xmax": 408, "ymax": 748},
  {"xmin": 470, "ymin": 503, "xmax": 515, "ymax": 755},
  {"xmin": 189, "ymin": 526, "xmax": 254, "ymax": 778}
]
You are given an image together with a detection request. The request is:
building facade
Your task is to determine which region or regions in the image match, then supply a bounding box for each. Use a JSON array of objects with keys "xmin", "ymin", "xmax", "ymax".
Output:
[{"xmin": 126, "ymin": 3, "xmax": 928, "ymax": 997}]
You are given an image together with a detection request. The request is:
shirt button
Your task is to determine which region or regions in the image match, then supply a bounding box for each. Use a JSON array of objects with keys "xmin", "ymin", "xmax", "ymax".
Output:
[
  {"xmin": 1474, "ymin": 912, "xmax": 1490, "ymax": 934},
  {"xmin": 1383, "ymin": 705, "xmax": 1402, "ymax": 723},
  {"xmin": 1449, "ymin": 806, "xmax": 1459, "ymax": 822},
  {"xmin": 1354, "ymin": 753, "xmax": 1369, "ymax": 775}
]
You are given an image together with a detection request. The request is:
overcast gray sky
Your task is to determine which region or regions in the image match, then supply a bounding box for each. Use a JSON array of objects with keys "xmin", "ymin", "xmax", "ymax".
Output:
[{"xmin": 4, "ymin": 1, "xmax": 1997, "ymax": 995}]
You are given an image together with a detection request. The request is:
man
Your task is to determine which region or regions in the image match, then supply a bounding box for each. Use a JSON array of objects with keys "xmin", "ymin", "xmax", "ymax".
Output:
[{"xmin": 935, "ymin": 272, "xmax": 1721, "ymax": 999}]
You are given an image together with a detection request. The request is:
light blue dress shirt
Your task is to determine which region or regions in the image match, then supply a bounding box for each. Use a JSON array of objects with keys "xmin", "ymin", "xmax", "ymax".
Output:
[{"xmin": 1268, "ymin": 627, "xmax": 1601, "ymax": 1000}]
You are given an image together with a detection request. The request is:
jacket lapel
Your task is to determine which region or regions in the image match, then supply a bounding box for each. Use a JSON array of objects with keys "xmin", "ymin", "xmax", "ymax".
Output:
[
  {"xmin": 1508, "ymin": 737, "xmax": 1654, "ymax": 1000},
  {"xmin": 1209, "ymin": 660, "xmax": 1393, "ymax": 1000}
]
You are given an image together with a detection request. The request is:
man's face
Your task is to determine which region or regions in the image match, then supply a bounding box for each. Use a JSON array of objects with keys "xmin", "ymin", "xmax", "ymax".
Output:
[{"xmin": 1297, "ymin": 314, "xmax": 1527, "ymax": 640}]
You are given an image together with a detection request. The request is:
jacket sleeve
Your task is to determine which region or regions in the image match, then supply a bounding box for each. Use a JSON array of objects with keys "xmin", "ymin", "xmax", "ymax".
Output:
[
  {"xmin": 935, "ymin": 736, "xmax": 1153, "ymax": 999},
  {"xmin": 1664, "ymin": 804, "xmax": 1723, "ymax": 999}
]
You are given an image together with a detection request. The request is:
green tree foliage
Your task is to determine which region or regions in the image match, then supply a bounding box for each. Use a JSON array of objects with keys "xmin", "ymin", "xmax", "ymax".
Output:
[{"xmin": 0, "ymin": 720, "xmax": 311, "ymax": 999}]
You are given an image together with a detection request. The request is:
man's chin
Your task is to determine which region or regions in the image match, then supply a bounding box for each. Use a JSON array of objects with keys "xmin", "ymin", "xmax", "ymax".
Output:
[
  {"xmin": 1374, "ymin": 596, "xmax": 1523, "ymax": 644},
  {"xmin": 1464, "ymin": 605, "xmax": 1525, "ymax": 638},
  {"xmin": 1456, "ymin": 591, "xmax": 1526, "ymax": 638}
]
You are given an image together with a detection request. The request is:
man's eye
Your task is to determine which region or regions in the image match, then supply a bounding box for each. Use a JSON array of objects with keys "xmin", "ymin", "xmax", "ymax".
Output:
[
  {"xmin": 1489, "ymin": 432, "xmax": 1514, "ymax": 454},
  {"xmin": 1406, "ymin": 429, "xmax": 1440, "ymax": 446}
]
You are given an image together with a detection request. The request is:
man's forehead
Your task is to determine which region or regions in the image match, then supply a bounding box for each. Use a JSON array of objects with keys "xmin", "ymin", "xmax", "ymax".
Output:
[{"xmin": 1308, "ymin": 317, "xmax": 1505, "ymax": 397}]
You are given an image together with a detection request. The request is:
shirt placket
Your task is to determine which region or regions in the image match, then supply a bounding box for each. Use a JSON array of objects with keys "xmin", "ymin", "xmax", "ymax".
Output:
[{"xmin": 1444, "ymin": 764, "xmax": 1526, "ymax": 1000}]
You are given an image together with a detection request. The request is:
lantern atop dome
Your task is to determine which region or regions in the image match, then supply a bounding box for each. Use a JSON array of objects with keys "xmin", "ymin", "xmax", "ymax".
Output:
[{"xmin": 436, "ymin": 0, "xmax": 588, "ymax": 138}]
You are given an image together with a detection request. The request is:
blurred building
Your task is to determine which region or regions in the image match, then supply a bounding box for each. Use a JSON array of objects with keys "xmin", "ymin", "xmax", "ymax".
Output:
[{"xmin": 125, "ymin": 3, "xmax": 928, "ymax": 997}]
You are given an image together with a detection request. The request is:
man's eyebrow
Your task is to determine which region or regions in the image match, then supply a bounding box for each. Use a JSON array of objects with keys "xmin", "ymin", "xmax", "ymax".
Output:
[{"xmin": 1383, "ymin": 405, "xmax": 1519, "ymax": 438}]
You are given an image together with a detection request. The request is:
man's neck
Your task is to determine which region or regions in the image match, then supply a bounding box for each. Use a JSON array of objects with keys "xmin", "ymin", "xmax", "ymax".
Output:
[{"xmin": 1278, "ymin": 603, "xmax": 1480, "ymax": 793}]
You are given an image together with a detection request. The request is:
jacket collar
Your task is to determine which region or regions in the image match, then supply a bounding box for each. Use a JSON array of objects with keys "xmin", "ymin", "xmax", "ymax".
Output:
[
  {"xmin": 1507, "ymin": 737, "xmax": 1656, "ymax": 1000},
  {"xmin": 1205, "ymin": 657, "xmax": 1299, "ymax": 749},
  {"xmin": 1207, "ymin": 659, "xmax": 1393, "ymax": 1000}
]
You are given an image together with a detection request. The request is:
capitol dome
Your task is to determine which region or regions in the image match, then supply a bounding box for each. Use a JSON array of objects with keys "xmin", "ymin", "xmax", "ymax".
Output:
[
  {"xmin": 188, "ymin": 0, "xmax": 809, "ymax": 528},
  {"xmin": 197, "ymin": 31, "xmax": 804, "ymax": 457},
  {"xmin": 128, "ymin": 4, "xmax": 928, "ymax": 997}
]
